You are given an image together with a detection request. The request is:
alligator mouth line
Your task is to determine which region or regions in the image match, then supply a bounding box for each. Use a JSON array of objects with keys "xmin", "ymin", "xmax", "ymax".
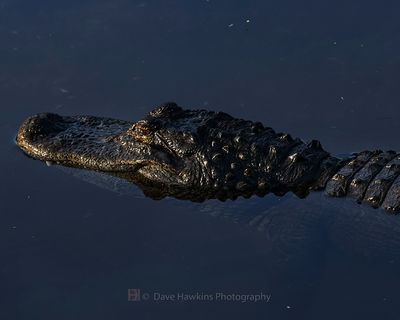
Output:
[{"xmin": 18, "ymin": 136, "xmax": 175, "ymax": 174}]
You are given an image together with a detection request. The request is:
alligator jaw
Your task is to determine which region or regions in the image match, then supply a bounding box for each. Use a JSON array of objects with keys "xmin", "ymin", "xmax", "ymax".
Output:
[{"xmin": 16, "ymin": 113, "xmax": 180, "ymax": 177}]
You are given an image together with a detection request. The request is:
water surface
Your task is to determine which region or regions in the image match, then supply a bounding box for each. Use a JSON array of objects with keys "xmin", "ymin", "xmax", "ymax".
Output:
[{"xmin": 1, "ymin": 1, "xmax": 400, "ymax": 319}]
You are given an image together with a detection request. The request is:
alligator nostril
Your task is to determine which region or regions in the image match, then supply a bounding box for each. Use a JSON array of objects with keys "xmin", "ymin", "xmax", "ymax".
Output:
[{"xmin": 32, "ymin": 114, "xmax": 65, "ymax": 135}]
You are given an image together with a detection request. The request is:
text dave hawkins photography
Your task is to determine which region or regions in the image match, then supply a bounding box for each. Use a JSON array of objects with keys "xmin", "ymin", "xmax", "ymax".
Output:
[{"xmin": 128, "ymin": 289, "xmax": 272, "ymax": 303}]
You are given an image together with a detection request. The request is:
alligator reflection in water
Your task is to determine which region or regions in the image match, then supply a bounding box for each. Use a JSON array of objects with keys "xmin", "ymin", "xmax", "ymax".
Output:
[
  {"xmin": 16, "ymin": 102, "xmax": 400, "ymax": 212},
  {"xmin": 54, "ymin": 165, "xmax": 400, "ymax": 263}
]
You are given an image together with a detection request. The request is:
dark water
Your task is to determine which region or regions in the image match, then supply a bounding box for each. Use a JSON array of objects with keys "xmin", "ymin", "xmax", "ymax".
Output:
[{"xmin": 1, "ymin": 1, "xmax": 400, "ymax": 319}]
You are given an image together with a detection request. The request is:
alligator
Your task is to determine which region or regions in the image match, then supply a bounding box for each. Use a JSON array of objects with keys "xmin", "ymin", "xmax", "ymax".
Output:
[{"xmin": 16, "ymin": 102, "xmax": 400, "ymax": 213}]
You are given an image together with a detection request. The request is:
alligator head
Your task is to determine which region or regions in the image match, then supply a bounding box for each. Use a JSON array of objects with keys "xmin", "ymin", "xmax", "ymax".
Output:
[{"xmin": 17, "ymin": 104, "xmax": 195, "ymax": 196}]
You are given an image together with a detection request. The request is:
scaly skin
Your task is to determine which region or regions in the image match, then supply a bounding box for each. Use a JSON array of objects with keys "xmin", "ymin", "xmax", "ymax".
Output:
[{"xmin": 16, "ymin": 102, "xmax": 400, "ymax": 212}]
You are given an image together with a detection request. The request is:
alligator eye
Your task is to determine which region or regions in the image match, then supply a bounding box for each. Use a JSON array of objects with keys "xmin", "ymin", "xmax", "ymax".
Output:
[
  {"xmin": 128, "ymin": 120, "xmax": 154, "ymax": 143},
  {"xmin": 130, "ymin": 121, "xmax": 153, "ymax": 134}
]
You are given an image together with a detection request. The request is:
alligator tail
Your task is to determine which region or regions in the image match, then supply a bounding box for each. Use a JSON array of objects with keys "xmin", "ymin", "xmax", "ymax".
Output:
[{"xmin": 324, "ymin": 150, "xmax": 400, "ymax": 212}]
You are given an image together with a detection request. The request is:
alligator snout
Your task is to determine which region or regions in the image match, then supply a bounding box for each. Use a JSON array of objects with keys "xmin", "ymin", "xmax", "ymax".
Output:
[
  {"xmin": 17, "ymin": 113, "xmax": 68, "ymax": 149},
  {"xmin": 15, "ymin": 111, "xmax": 181, "ymax": 175}
]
